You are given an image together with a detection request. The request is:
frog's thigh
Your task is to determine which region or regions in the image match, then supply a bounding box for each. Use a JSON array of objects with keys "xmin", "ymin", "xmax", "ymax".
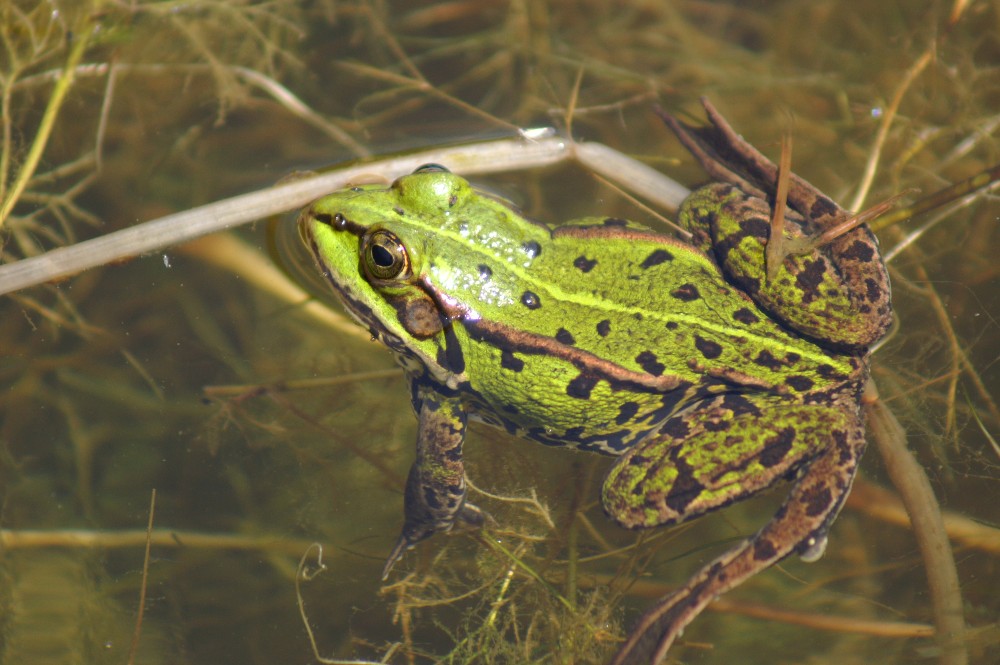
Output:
[
  {"xmin": 682, "ymin": 184, "xmax": 891, "ymax": 347},
  {"xmin": 601, "ymin": 394, "xmax": 853, "ymax": 529}
]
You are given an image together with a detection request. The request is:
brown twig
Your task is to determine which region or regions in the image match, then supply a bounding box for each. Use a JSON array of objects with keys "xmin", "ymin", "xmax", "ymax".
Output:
[
  {"xmin": 849, "ymin": 49, "xmax": 933, "ymax": 211},
  {"xmin": 865, "ymin": 382, "xmax": 968, "ymax": 665},
  {"xmin": 126, "ymin": 489, "xmax": 156, "ymax": 665}
]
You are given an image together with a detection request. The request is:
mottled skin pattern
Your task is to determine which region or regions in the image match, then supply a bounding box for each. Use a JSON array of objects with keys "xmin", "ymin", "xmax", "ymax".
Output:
[
  {"xmin": 610, "ymin": 101, "xmax": 890, "ymax": 663},
  {"xmin": 298, "ymin": 100, "xmax": 892, "ymax": 664}
]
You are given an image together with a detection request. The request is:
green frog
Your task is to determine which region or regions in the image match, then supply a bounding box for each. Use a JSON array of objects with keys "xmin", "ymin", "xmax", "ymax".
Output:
[{"xmin": 298, "ymin": 99, "xmax": 892, "ymax": 664}]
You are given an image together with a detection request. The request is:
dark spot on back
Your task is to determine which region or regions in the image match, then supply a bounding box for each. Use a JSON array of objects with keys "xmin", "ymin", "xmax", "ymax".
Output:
[
  {"xmin": 566, "ymin": 373, "xmax": 598, "ymax": 399},
  {"xmin": 596, "ymin": 319, "xmax": 611, "ymax": 337},
  {"xmin": 785, "ymin": 375, "xmax": 815, "ymax": 392},
  {"xmin": 635, "ymin": 350, "xmax": 665, "ymax": 376},
  {"xmin": 522, "ymin": 240, "xmax": 541, "ymax": 259},
  {"xmin": 501, "ymin": 349, "xmax": 524, "ymax": 372},
  {"xmin": 574, "ymin": 255, "xmax": 597, "ymax": 272},
  {"xmin": 817, "ymin": 364, "xmax": 845, "ymax": 380},
  {"xmin": 641, "ymin": 248, "xmax": 674, "ymax": 268},
  {"xmin": 694, "ymin": 335, "xmax": 723, "ymax": 359},
  {"xmin": 732, "ymin": 307, "xmax": 760, "ymax": 325},
  {"xmin": 603, "ymin": 217, "xmax": 628, "ymax": 227},
  {"xmin": 754, "ymin": 349, "xmax": 784, "ymax": 371},
  {"xmin": 478, "ymin": 264, "xmax": 493, "ymax": 280},
  {"xmin": 671, "ymin": 283, "xmax": 701, "ymax": 301},
  {"xmin": 555, "ymin": 328, "xmax": 576, "ymax": 345},
  {"xmin": 521, "ymin": 291, "xmax": 541, "ymax": 309},
  {"xmin": 721, "ymin": 394, "xmax": 760, "ymax": 416}
]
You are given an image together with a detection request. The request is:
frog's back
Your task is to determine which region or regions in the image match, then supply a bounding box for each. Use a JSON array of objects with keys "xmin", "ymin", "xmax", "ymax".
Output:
[
  {"xmin": 449, "ymin": 217, "xmax": 855, "ymax": 454},
  {"xmin": 475, "ymin": 218, "xmax": 849, "ymax": 384}
]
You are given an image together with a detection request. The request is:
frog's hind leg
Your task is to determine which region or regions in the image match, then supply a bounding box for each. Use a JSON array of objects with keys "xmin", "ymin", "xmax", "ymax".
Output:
[
  {"xmin": 660, "ymin": 100, "xmax": 892, "ymax": 348},
  {"xmin": 603, "ymin": 393, "xmax": 866, "ymax": 664},
  {"xmin": 681, "ymin": 182, "xmax": 892, "ymax": 349}
]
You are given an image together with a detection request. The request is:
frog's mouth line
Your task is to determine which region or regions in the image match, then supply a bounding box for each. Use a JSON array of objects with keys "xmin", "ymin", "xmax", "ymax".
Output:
[{"xmin": 304, "ymin": 234, "xmax": 396, "ymax": 344}]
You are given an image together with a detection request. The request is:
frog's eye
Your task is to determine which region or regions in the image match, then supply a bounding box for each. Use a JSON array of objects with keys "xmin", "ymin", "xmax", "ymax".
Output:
[
  {"xmin": 363, "ymin": 229, "xmax": 410, "ymax": 281},
  {"xmin": 412, "ymin": 163, "xmax": 450, "ymax": 174}
]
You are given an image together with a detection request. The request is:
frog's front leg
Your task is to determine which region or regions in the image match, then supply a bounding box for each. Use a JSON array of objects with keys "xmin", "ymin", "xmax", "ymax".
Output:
[
  {"xmin": 603, "ymin": 392, "xmax": 866, "ymax": 664},
  {"xmin": 382, "ymin": 382, "xmax": 484, "ymax": 578}
]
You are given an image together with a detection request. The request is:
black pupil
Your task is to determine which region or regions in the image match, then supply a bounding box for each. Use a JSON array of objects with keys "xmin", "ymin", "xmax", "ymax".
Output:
[{"xmin": 371, "ymin": 243, "xmax": 395, "ymax": 267}]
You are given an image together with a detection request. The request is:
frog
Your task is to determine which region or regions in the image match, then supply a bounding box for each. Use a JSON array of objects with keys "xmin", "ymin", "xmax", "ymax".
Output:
[{"xmin": 298, "ymin": 98, "xmax": 892, "ymax": 664}]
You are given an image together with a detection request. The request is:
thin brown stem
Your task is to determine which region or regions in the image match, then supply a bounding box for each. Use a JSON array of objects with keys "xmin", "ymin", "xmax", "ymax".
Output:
[
  {"xmin": 765, "ymin": 132, "xmax": 792, "ymax": 280},
  {"xmin": 865, "ymin": 382, "xmax": 967, "ymax": 665},
  {"xmin": 850, "ymin": 49, "xmax": 933, "ymax": 211},
  {"xmin": 126, "ymin": 489, "xmax": 156, "ymax": 665}
]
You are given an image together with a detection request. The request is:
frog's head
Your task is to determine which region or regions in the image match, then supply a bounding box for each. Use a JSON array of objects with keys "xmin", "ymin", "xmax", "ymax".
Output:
[{"xmin": 299, "ymin": 165, "xmax": 481, "ymax": 380}]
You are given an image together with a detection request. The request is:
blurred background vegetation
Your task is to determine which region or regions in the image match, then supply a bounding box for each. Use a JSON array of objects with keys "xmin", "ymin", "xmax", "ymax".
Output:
[{"xmin": 0, "ymin": 0, "xmax": 998, "ymax": 663}]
